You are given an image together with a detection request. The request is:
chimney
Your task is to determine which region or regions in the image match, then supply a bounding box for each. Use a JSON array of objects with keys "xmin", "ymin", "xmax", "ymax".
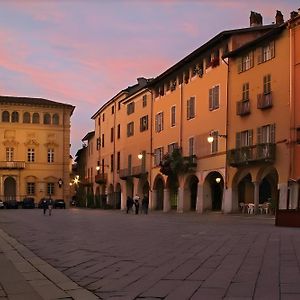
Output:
[
  {"xmin": 137, "ymin": 77, "xmax": 147, "ymax": 86},
  {"xmin": 290, "ymin": 11, "xmax": 298, "ymax": 19},
  {"xmin": 250, "ymin": 11, "xmax": 263, "ymax": 27},
  {"xmin": 275, "ymin": 10, "xmax": 284, "ymax": 25}
]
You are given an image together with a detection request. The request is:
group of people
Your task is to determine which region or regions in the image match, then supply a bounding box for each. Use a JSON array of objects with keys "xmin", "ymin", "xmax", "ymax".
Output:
[
  {"xmin": 42, "ymin": 198, "xmax": 54, "ymax": 216},
  {"xmin": 126, "ymin": 194, "xmax": 149, "ymax": 215}
]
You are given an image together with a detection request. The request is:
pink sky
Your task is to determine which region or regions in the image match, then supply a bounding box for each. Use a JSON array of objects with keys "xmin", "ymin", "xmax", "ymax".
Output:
[{"xmin": 0, "ymin": 0, "xmax": 297, "ymax": 155}]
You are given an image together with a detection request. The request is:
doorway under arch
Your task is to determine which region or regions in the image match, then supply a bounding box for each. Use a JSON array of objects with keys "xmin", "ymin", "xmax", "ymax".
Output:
[
  {"xmin": 166, "ymin": 175, "xmax": 179, "ymax": 210},
  {"xmin": 238, "ymin": 173, "xmax": 254, "ymax": 205},
  {"xmin": 115, "ymin": 183, "xmax": 121, "ymax": 209},
  {"xmin": 184, "ymin": 175, "xmax": 199, "ymax": 211},
  {"xmin": 203, "ymin": 172, "xmax": 224, "ymax": 211},
  {"xmin": 153, "ymin": 176, "xmax": 164, "ymax": 210},
  {"xmin": 4, "ymin": 176, "xmax": 16, "ymax": 201}
]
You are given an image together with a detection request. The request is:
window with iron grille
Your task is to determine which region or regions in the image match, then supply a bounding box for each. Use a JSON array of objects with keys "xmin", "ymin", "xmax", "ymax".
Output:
[
  {"xmin": 187, "ymin": 97, "xmax": 195, "ymax": 119},
  {"xmin": 47, "ymin": 183, "xmax": 55, "ymax": 195},
  {"xmin": 154, "ymin": 147, "xmax": 164, "ymax": 167},
  {"xmin": 140, "ymin": 115, "xmax": 148, "ymax": 132},
  {"xmin": 6, "ymin": 147, "xmax": 14, "ymax": 161},
  {"xmin": 171, "ymin": 106, "xmax": 176, "ymax": 127},
  {"xmin": 155, "ymin": 112, "xmax": 164, "ymax": 132},
  {"xmin": 47, "ymin": 148, "xmax": 54, "ymax": 163},
  {"xmin": 127, "ymin": 102, "xmax": 135, "ymax": 115},
  {"xmin": 127, "ymin": 122, "xmax": 134, "ymax": 137},
  {"xmin": 27, "ymin": 148, "xmax": 35, "ymax": 162},
  {"xmin": 27, "ymin": 182, "xmax": 35, "ymax": 195},
  {"xmin": 209, "ymin": 85, "xmax": 220, "ymax": 111}
]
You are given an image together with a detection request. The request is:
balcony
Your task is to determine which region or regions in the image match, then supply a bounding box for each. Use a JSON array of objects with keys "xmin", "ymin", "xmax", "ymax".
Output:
[
  {"xmin": 257, "ymin": 92, "xmax": 272, "ymax": 109},
  {"xmin": 236, "ymin": 100, "xmax": 250, "ymax": 116},
  {"xmin": 227, "ymin": 143, "xmax": 276, "ymax": 167},
  {"xmin": 119, "ymin": 168, "xmax": 132, "ymax": 180},
  {"xmin": 0, "ymin": 161, "xmax": 26, "ymax": 169},
  {"xmin": 95, "ymin": 173, "xmax": 107, "ymax": 184},
  {"xmin": 131, "ymin": 165, "xmax": 147, "ymax": 178},
  {"xmin": 80, "ymin": 178, "xmax": 93, "ymax": 186}
]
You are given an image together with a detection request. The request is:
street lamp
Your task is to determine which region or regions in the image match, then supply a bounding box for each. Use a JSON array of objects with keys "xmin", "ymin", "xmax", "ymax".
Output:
[
  {"xmin": 58, "ymin": 178, "xmax": 63, "ymax": 188},
  {"xmin": 137, "ymin": 152, "xmax": 154, "ymax": 160},
  {"xmin": 207, "ymin": 131, "xmax": 227, "ymax": 144},
  {"xmin": 215, "ymin": 177, "xmax": 221, "ymax": 183}
]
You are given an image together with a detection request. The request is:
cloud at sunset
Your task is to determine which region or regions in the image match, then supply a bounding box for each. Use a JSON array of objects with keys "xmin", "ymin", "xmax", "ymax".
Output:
[{"xmin": 0, "ymin": 0, "xmax": 298, "ymax": 154}]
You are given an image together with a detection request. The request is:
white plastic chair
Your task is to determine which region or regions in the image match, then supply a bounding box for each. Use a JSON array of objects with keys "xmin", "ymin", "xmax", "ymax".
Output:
[{"xmin": 247, "ymin": 203, "xmax": 255, "ymax": 214}]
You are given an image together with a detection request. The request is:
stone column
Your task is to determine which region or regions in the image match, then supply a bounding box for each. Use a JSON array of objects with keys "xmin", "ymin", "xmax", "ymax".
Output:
[
  {"xmin": 278, "ymin": 183, "xmax": 288, "ymax": 209},
  {"xmin": 150, "ymin": 190, "xmax": 156, "ymax": 210},
  {"xmin": 163, "ymin": 188, "xmax": 170, "ymax": 212},
  {"xmin": 196, "ymin": 183, "xmax": 203, "ymax": 213},
  {"xmin": 177, "ymin": 187, "xmax": 184, "ymax": 213},
  {"xmin": 253, "ymin": 181, "xmax": 259, "ymax": 213},
  {"xmin": 223, "ymin": 188, "xmax": 232, "ymax": 213}
]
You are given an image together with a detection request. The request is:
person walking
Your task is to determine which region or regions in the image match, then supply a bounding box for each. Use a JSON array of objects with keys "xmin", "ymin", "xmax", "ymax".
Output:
[
  {"xmin": 142, "ymin": 194, "xmax": 149, "ymax": 214},
  {"xmin": 126, "ymin": 196, "xmax": 133, "ymax": 214},
  {"xmin": 48, "ymin": 197, "xmax": 54, "ymax": 216},
  {"xmin": 42, "ymin": 198, "xmax": 48, "ymax": 215},
  {"xmin": 133, "ymin": 194, "xmax": 140, "ymax": 215}
]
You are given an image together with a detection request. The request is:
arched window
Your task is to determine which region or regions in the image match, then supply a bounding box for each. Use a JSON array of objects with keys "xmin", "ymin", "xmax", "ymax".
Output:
[
  {"xmin": 32, "ymin": 113, "xmax": 40, "ymax": 124},
  {"xmin": 23, "ymin": 112, "xmax": 30, "ymax": 123},
  {"xmin": 52, "ymin": 113, "xmax": 59, "ymax": 125},
  {"xmin": 2, "ymin": 111, "xmax": 10, "ymax": 122},
  {"xmin": 43, "ymin": 113, "xmax": 51, "ymax": 124},
  {"xmin": 2, "ymin": 110, "xmax": 9, "ymax": 122},
  {"xmin": 12, "ymin": 111, "xmax": 19, "ymax": 123}
]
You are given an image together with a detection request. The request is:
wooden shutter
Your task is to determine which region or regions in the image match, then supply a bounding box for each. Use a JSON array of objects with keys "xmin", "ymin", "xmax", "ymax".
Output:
[
  {"xmin": 238, "ymin": 58, "xmax": 243, "ymax": 73},
  {"xmin": 209, "ymin": 88, "xmax": 213, "ymax": 110},
  {"xmin": 257, "ymin": 47, "xmax": 262, "ymax": 64},
  {"xmin": 187, "ymin": 98, "xmax": 190, "ymax": 119},
  {"xmin": 270, "ymin": 41, "xmax": 275, "ymax": 59},
  {"xmin": 248, "ymin": 129, "xmax": 253, "ymax": 146},
  {"xmin": 214, "ymin": 86, "xmax": 220, "ymax": 109},
  {"xmin": 270, "ymin": 124, "xmax": 276, "ymax": 143},
  {"xmin": 236, "ymin": 132, "xmax": 241, "ymax": 148},
  {"xmin": 257, "ymin": 127, "xmax": 262, "ymax": 144}
]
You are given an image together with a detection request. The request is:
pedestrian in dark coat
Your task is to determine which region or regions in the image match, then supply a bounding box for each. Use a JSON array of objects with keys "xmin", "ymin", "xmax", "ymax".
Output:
[
  {"xmin": 126, "ymin": 196, "xmax": 133, "ymax": 214},
  {"xmin": 142, "ymin": 194, "xmax": 149, "ymax": 214},
  {"xmin": 133, "ymin": 194, "xmax": 140, "ymax": 215},
  {"xmin": 42, "ymin": 199, "xmax": 48, "ymax": 215}
]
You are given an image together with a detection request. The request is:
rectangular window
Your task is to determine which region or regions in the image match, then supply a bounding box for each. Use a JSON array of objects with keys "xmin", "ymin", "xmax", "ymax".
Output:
[
  {"xmin": 111, "ymin": 105, "xmax": 114, "ymax": 115},
  {"xmin": 118, "ymin": 102, "xmax": 121, "ymax": 110},
  {"xmin": 257, "ymin": 124, "xmax": 275, "ymax": 144},
  {"xmin": 102, "ymin": 134, "xmax": 104, "ymax": 147},
  {"xmin": 47, "ymin": 183, "xmax": 54, "ymax": 195},
  {"xmin": 297, "ymin": 128, "xmax": 300, "ymax": 144},
  {"xmin": 140, "ymin": 115, "xmax": 148, "ymax": 132},
  {"xmin": 27, "ymin": 182, "xmax": 35, "ymax": 195},
  {"xmin": 117, "ymin": 152, "xmax": 120, "ymax": 171},
  {"xmin": 127, "ymin": 122, "xmax": 134, "ymax": 137},
  {"xmin": 154, "ymin": 147, "xmax": 164, "ymax": 167},
  {"xmin": 168, "ymin": 142, "xmax": 179, "ymax": 154},
  {"xmin": 238, "ymin": 51, "xmax": 254, "ymax": 73},
  {"xmin": 142, "ymin": 95, "xmax": 147, "ymax": 107},
  {"xmin": 258, "ymin": 41, "xmax": 275, "ymax": 63},
  {"xmin": 171, "ymin": 106, "xmax": 176, "ymax": 127},
  {"xmin": 127, "ymin": 102, "xmax": 135, "ymax": 115},
  {"xmin": 101, "ymin": 159, "xmax": 105, "ymax": 173},
  {"xmin": 117, "ymin": 124, "xmax": 121, "ymax": 139},
  {"xmin": 187, "ymin": 97, "xmax": 195, "ymax": 119},
  {"xmin": 47, "ymin": 148, "xmax": 54, "ymax": 163},
  {"xmin": 242, "ymin": 83, "xmax": 249, "ymax": 101},
  {"xmin": 102, "ymin": 113, "xmax": 105, "ymax": 122},
  {"xmin": 209, "ymin": 85, "xmax": 220, "ymax": 111},
  {"xmin": 263, "ymin": 74, "xmax": 271, "ymax": 94},
  {"xmin": 155, "ymin": 112, "xmax": 164, "ymax": 132},
  {"xmin": 188, "ymin": 137, "xmax": 194, "ymax": 156},
  {"xmin": 111, "ymin": 127, "xmax": 114, "ymax": 142},
  {"xmin": 110, "ymin": 154, "xmax": 114, "ymax": 172},
  {"xmin": 27, "ymin": 148, "xmax": 35, "ymax": 162},
  {"xmin": 236, "ymin": 130, "xmax": 253, "ymax": 148},
  {"xmin": 6, "ymin": 147, "xmax": 14, "ymax": 161},
  {"xmin": 96, "ymin": 138, "xmax": 101, "ymax": 150}
]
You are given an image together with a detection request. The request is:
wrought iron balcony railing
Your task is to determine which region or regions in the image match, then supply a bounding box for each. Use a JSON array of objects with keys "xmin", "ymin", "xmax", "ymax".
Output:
[
  {"xmin": 0, "ymin": 161, "xmax": 26, "ymax": 169},
  {"xmin": 236, "ymin": 99, "xmax": 250, "ymax": 116},
  {"xmin": 227, "ymin": 143, "xmax": 276, "ymax": 167},
  {"xmin": 257, "ymin": 92, "xmax": 272, "ymax": 109},
  {"xmin": 95, "ymin": 173, "xmax": 107, "ymax": 184},
  {"xmin": 131, "ymin": 165, "xmax": 147, "ymax": 178},
  {"xmin": 119, "ymin": 168, "xmax": 132, "ymax": 180}
]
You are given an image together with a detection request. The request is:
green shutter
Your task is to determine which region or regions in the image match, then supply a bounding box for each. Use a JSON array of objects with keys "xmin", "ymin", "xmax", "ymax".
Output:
[
  {"xmin": 257, "ymin": 127, "xmax": 262, "ymax": 144},
  {"xmin": 236, "ymin": 132, "xmax": 241, "ymax": 148}
]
